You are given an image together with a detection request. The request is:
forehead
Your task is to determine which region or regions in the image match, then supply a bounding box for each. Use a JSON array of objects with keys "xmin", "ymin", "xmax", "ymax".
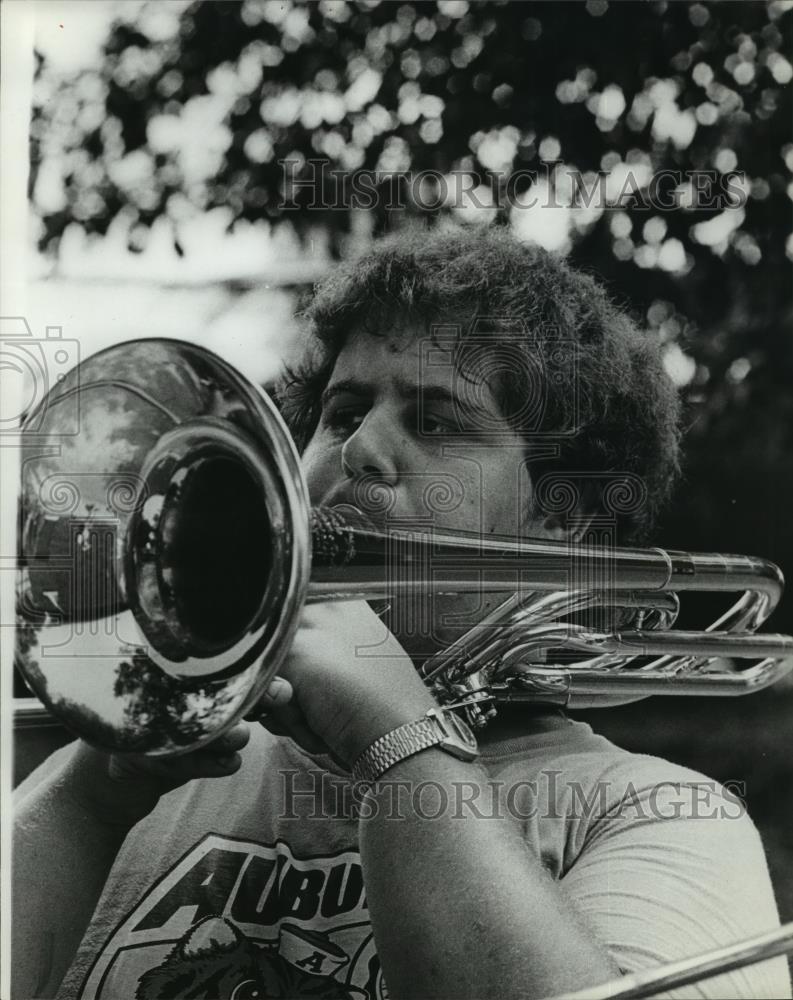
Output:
[{"xmin": 328, "ymin": 325, "xmax": 501, "ymax": 404}]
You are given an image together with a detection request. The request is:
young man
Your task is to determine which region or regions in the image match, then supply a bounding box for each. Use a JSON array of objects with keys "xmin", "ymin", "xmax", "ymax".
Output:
[{"xmin": 13, "ymin": 228, "xmax": 790, "ymax": 999}]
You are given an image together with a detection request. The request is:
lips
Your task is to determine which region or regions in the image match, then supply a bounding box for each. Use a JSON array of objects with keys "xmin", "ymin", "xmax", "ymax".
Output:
[
  {"xmin": 330, "ymin": 502, "xmax": 367, "ymax": 518},
  {"xmin": 326, "ymin": 502, "xmax": 382, "ymax": 533},
  {"xmin": 322, "ymin": 485, "xmax": 375, "ymax": 516},
  {"xmin": 322, "ymin": 481, "xmax": 398, "ymax": 525},
  {"xmin": 321, "ymin": 486, "xmax": 358, "ymax": 510},
  {"xmin": 320, "ymin": 491, "xmax": 389, "ymax": 532}
]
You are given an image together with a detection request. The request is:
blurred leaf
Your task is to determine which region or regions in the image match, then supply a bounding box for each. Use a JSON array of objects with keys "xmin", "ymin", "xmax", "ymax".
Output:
[{"xmin": 29, "ymin": 0, "xmax": 793, "ymax": 623}]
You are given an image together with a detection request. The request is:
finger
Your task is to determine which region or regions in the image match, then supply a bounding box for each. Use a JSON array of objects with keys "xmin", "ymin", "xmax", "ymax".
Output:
[
  {"xmin": 195, "ymin": 750, "xmax": 244, "ymax": 777},
  {"xmin": 211, "ymin": 722, "xmax": 251, "ymax": 755},
  {"xmin": 243, "ymin": 676, "xmax": 294, "ymax": 720},
  {"xmin": 168, "ymin": 745, "xmax": 245, "ymax": 781},
  {"xmin": 261, "ymin": 676, "xmax": 293, "ymax": 709},
  {"xmin": 108, "ymin": 753, "xmax": 229, "ymax": 786},
  {"xmin": 189, "ymin": 721, "xmax": 253, "ymax": 777},
  {"xmin": 134, "ymin": 726, "xmax": 251, "ymax": 783}
]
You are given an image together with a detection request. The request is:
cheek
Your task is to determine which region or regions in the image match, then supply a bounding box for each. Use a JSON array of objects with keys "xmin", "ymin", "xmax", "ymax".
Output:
[
  {"xmin": 426, "ymin": 465, "xmax": 485, "ymax": 533},
  {"xmin": 480, "ymin": 461, "xmax": 533, "ymax": 536},
  {"xmin": 301, "ymin": 437, "xmax": 341, "ymax": 504}
]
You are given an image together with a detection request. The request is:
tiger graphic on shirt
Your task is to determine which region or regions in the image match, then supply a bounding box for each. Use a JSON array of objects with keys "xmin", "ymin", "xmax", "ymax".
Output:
[
  {"xmin": 134, "ymin": 916, "xmax": 367, "ymax": 999},
  {"xmin": 80, "ymin": 836, "xmax": 387, "ymax": 1000}
]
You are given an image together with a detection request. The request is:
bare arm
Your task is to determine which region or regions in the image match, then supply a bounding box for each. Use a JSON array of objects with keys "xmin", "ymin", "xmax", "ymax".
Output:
[
  {"xmin": 359, "ymin": 750, "xmax": 619, "ymax": 1000},
  {"xmin": 12, "ymin": 720, "xmax": 257, "ymax": 999},
  {"xmin": 13, "ymin": 744, "xmax": 138, "ymax": 998},
  {"xmin": 275, "ymin": 603, "xmax": 621, "ymax": 1000}
]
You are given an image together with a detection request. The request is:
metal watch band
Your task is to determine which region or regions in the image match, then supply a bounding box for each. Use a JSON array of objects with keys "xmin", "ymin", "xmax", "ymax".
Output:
[{"xmin": 351, "ymin": 717, "xmax": 442, "ymax": 789}]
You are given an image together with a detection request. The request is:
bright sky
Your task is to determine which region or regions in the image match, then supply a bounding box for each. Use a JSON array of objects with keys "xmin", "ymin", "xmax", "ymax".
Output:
[{"xmin": 34, "ymin": 1, "xmax": 123, "ymax": 74}]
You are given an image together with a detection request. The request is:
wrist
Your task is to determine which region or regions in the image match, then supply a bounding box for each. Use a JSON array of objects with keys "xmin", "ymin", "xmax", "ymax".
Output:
[
  {"xmin": 338, "ymin": 689, "xmax": 439, "ymax": 767},
  {"xmin": 365, "ymin": 745, "xmax": 482, "ymax": 788},
  {"xmin": 351, "ymin": 705, "xmax": 480, "ymax": 790}
]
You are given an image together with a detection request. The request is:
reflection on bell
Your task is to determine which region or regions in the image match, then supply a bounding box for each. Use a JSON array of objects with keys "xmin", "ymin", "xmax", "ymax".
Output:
[{"xmin": 17, "ymin": 339, "xmax": 311, "ymax": 755}]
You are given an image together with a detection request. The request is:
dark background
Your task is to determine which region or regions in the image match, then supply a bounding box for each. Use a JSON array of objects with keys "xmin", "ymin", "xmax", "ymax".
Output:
[{"xmin": 23, "ymin": 0, "xmax": 793, "ymax": 951}]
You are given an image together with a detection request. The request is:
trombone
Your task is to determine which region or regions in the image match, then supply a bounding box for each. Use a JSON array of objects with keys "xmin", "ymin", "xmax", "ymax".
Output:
[
  {"xmin": 547, "ymin": 921, "xmax": 793, "ymax": 999},
  {"xmin": 14, "ymin": 338, "xmax": 792, "ymax": 752},
  {"xmin": 12, "ymin": 338, "xmax": 793, "ymax": 993}
]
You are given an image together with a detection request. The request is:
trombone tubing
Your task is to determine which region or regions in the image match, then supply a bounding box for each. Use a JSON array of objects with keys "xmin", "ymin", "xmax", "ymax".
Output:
[
  {"xmin": 545, "ymin": 921, "xmax": 793, "ymax": 1000},
  {"xmin": 309, "ymin": 517, "xmax": 784, "ymax": 615}
]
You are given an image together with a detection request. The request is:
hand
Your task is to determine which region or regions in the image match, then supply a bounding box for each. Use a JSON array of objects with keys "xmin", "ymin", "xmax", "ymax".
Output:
[
  {"xmin": 64, "ymin": 678, "xmax": 292, "ymax": 829},
  {"xmin": 261, "ymin": 601, "xmax": 438, "ymax": 768}
]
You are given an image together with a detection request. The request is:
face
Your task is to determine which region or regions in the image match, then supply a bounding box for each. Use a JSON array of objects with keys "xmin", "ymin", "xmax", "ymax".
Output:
[
  {"xmin": 300, "ymin": 326, "xmax": 548, "ymax": 656},
  {"xmin": 301, "ymin": 326, "xmax": 537, "ymax": 538}
]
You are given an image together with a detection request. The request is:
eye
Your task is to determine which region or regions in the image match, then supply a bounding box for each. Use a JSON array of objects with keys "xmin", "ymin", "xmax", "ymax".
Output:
[
  {"xmin": 424, "ymin": 418, "xmax": 452, "ymax": 436},
  {"xmin": 230, "ymin": 980, "xmax": 262, "ymax": 1000},
  {"xmin": 418, "ymin": 410, "xmax": 457, "ymax": 437},
  {"xmin": 323, "ymin": 405, "xmax": 367, "ymax": 436}
]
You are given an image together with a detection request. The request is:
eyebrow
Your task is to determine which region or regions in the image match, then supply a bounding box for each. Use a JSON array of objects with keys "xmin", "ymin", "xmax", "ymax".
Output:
[
  {"xmin": 321, "ymin": 378, "xmax": 372, "ymax": 408},
  {"xmin": 320, "ymin": 377, "xmax": 499, "ymax": 428},
  {"xmin": 321, "ymin": 377, "xmax": 474, "ymax": 410}
]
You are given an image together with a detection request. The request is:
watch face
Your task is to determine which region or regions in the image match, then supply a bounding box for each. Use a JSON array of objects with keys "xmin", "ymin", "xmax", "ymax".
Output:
[{"xmin": 443, "ymin": 710, "xmax": 478, "ymax": 752}]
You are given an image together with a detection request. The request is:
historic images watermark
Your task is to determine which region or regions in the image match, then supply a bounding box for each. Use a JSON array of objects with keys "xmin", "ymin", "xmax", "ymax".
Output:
[
  {"xmin": 0, "ymin": 316, "xmax": 80, "ymax": 438},
  {"xmin": 280, "ymin": 159, "xmax": 747, "ymax": 214},
  {"xmin": 280, "ymin": 768, "xmax": 748, "ymax": 824}
]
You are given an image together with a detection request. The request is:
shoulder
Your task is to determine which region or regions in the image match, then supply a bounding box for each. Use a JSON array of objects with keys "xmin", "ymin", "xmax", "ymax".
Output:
[
  {"xmin": 482, "ymin": 715, "xmax": 742, "ymax": 816},
  {"xmin": 504, "ymin": 728, "xmax": 791, "ymax": 998},
  {"xmin": 481, "ymin": 715, "xmax": 770, "ymax": 888}
]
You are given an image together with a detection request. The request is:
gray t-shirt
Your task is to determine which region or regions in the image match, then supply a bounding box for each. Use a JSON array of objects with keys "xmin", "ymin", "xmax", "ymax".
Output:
[{"xmin": 41, "ymin": 713, "xmax": 789, "ymax": 999}]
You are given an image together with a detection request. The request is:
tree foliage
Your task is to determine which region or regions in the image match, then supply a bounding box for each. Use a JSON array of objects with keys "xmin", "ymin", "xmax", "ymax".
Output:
[{"xmin": 30, "ymin": 0, "xmax": 793, "ymax": 620}]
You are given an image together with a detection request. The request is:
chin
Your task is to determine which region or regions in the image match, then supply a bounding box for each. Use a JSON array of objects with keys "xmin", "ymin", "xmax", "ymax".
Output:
[{"xmin": 375, "ymin": 596, "xmax": 488, "ymax": 666}]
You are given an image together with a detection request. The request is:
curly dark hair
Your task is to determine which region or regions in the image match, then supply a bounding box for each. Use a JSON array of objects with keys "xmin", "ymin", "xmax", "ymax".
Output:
[{"xmin": 277, "ymin": 225, "xmax": 681, "ymax": 544}]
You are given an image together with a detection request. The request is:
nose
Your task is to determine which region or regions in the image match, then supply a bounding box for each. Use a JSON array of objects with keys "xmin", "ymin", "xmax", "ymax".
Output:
[{"xmin": 340, "ymin": 408, "xmax": 399, "ymax": 487}]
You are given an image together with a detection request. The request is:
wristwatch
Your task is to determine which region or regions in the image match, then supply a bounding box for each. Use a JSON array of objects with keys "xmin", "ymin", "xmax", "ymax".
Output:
[{"xmin": 351, "ymin": 706, "xmax": 479, "ymax": 790}]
